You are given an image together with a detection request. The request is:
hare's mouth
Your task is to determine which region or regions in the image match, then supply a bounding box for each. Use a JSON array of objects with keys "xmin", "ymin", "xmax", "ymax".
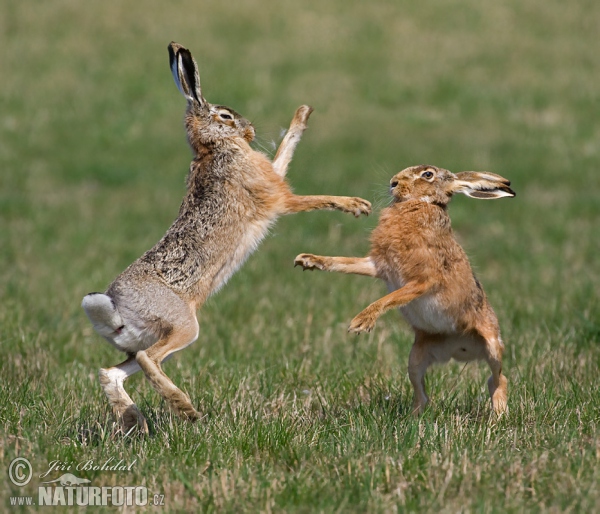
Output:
[{"xmin": 391, "ymin": 190, "xmax": 408, "ymax": 202}]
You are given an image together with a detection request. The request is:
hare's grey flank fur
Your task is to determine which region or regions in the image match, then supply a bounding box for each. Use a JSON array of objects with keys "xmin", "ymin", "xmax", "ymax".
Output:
[
  {"xmin": 295, "ymin": 165, "xmax": 514, "ymax": 415},
  {"xmin": 82, "ymin": 42, "xmax": 371, "ymax": 433}
]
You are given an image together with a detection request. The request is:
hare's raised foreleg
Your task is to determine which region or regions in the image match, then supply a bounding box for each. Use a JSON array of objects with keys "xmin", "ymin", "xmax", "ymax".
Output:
[
  {"xmin": 272, "ymin": 105, "xmax": 313, "ymax": 177},
  {"xmin": 348, "ymin": 281, "xmax": 432, "ymax": 334},
  {"xmin": 135, "ymin": 321, "xmax": 201, "ymax": 421},
  {"xmin": 99, "ymin": 356, "xmax": 148, "ymax": 433},
  {"xmin": 281, "ymin": 194, "xmax": 371, "ymax": 218},
  {"xmin": 273, "ymin": 106, "xmax": 371, "ymax": 217},
  {"xmin": 294, "ymin": 254, "xmax": 377, "ymax": 276}
]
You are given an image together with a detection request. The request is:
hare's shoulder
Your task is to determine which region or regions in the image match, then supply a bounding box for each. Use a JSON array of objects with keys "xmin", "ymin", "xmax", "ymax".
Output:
[
  {"xmin": 137, "ymin": 175, "xmax": 235, "ymax": 284},
  {"xmin": 371, "ymin": 202, "xmax": 442, "ymax": 247},
  {"xmin": 370, "ymin": 202, "xmax": 464, "ymax": 281}
]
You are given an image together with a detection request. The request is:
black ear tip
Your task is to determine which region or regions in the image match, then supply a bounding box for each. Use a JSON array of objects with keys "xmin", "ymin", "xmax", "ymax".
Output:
[
  {"xmin": 168, "ymin": 42, "xmax": 190, "ymax": 61},
  {"xmin": 168, "ymin": 42, "xmax": 183, "ymax": 67}
]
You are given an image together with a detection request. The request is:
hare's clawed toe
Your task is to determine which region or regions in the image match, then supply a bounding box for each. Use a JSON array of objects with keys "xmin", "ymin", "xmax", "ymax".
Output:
[
  {"xmin": 175, "ymin": 404, "xmax": 202, "ymax": 423},
  {"xmin": 348, "ymin": 309, "xmax": 378, "ymax": 334},
  {"xmin": 492, "ymin": 401, "xmax": 508, "ymax": 418},
  {"xmin": 167, "ymin": 390, "xmax": 202, "ymax": 422},
  {"xmin": 489, "ymin": 375, "xmax": 508, "ymax": 417},
  {"xmin": 121, "ymin": 405, "xmax": 149, "ymax": 435},
  {"xmin": 347, "ymin": 198, "xmax": 372, "ymax": 217},
  {"xmin": 292, "ymin": 105, "xmax": 314, "ymax": 128},
  {"xmin": 294, "ymin": 253, "xmax": 325, "ymax": 271},
  {"xmin": 181, "ymin": 407, "xmax": 202, "ymax": 422},
  {"xmin": 411, "ymin": 401, "xmax": 426, "ymax": 417},
  {"xmin": 174, "ymin": 394, "xmax": 202, "ymax": 422}
]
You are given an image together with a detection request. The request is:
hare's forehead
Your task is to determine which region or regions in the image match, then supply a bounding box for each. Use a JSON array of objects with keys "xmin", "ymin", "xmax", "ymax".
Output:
[
  {"xmin": 394, "ymin": 165, "xmax": 437, "ymax": 180},
  {"xmin": 211, "ymin": 105, "xmax": 244, "ymax": 119},
  {"xmin": 414, "ymin": 166, "xmax": 453, "ymax": 180}
]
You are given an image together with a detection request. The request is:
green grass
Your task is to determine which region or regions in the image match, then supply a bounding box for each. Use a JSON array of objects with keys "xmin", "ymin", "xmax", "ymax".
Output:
[{"xmin": 2, "ymin": 0, "xmax": 599, "ymax": 511}]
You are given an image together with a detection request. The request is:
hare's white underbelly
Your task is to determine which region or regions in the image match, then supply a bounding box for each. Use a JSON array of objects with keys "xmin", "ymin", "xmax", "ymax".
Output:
[
  {"xmin": 211, "ymin": 216, "xmax": 275, "ymax": 293},
  {"xmin": 110, "ymin": 323, "xmax": 159, "ymax": 353},
  {"xmin": 386, "ymin": 280, "xmax": 456, "ymax": 334}
]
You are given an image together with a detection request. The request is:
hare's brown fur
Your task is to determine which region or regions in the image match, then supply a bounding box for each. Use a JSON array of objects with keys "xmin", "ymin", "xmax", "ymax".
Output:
[
  {"xmin": 82, "ymin": 42, "xmax": 371, "ymax": 433},
  {"xmin": 295, "ymin": 164, "xmax": 514, "ymax": 415}
]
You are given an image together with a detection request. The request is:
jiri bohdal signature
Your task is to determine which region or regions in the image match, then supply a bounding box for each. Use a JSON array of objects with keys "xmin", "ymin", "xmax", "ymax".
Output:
[{"xmin": 39, "ymin": 458, "xmax": 137, "ymax": 479}]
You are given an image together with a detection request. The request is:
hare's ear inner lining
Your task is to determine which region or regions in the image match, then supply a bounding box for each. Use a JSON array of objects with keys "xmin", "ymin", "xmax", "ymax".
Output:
[
  {"xmin": 169, "ymin": 45, "xmax": 204, "ymax": 106},
  {"xmin": 453, "ymin": 180, "xmax": 516, "ymax": 200},
  {"xmin": 465, "ymin": 190, "xmax": 513, "ymax": 199},
  {"xmin": 179, "ymin": 50, "xmax": 203, "ymax": 105}
]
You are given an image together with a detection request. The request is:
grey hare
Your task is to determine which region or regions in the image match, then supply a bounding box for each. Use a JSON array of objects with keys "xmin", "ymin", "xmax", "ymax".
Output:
[
  {"xmin": 82, "ymin": 42, "xmax": 371, "ymax": 433},
  {"xmin": 295, "ymin": 165, "xmax": 514, "ymax": 415}
]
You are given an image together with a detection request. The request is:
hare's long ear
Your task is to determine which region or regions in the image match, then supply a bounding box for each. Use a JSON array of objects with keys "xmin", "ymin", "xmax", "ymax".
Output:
[
  {"xmin": 168, "ymin": 42, "xmax": 206, "ymax": 107},
  {"xmin": 451, "ymin": 171, "xmax": 516, "ymax": 199}
]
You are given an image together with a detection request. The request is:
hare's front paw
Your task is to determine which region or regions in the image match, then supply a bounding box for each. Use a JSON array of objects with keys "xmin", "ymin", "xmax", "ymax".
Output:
[
  {"xmin": 292, "ymin": 104, "xmax": 314, "ymax": 128},
  {"xmin": 346, "ymin": 197, "xmax": 372, "ymax": 218},
  {"xmin": 294, "ymin": 253, "xmax": 327, "ymax": 271},
  {"xmin": 348, "ymin": 308, "xmax": 379, "ymax": 334}
]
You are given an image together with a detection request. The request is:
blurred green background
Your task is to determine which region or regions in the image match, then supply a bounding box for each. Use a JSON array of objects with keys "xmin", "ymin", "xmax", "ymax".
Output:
[{"xmin": 1, "ymin": 0, "xmax": 599, "ymax": 511}]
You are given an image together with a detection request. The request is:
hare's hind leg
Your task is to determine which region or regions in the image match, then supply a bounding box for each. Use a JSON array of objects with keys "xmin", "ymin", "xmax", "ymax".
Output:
[
  {"xmin": 408, "ymin": 331, "xmax": 435, "ymax": 414},
  {"xmin": 481, "ymin": 332, "xmax": 508, "ymax": 415},
  {"xmin": 99, "ymin": 356, "xmax": 148, "ymax": 433},
  {"xmin": 135, "ymin": 318, "xmax": 201, "ymax": 421}
]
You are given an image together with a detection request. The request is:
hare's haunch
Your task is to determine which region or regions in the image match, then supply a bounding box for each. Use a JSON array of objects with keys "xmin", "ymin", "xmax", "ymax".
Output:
[
  {"xmin": 82, "ymin": 42, "xmax": 371, "ymax": 433},
  {"xmin": 295, "ymin": 164, "xmax": 514, "ymax": 415}
]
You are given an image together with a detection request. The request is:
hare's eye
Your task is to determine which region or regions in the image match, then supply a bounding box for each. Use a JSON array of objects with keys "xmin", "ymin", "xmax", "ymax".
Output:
[
  {"xmin": 421, "ymin": 171, "xmax": 434, "ymax": 179},
  {"xmin": 219, "ymin": 111, "xmax": 233, "ymax": 121},
  {"xmin": 390, "ymin": 181, "xmax": 399, "ymax": 188}
]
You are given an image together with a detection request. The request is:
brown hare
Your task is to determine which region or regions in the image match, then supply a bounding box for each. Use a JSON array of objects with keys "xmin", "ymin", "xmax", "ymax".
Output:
[
  {"xmin": 295, "ymin": 165, "xmax": 514, "ymax": 415},
  {"xmin": 82, "ymin": 42, "xmax": 371, "ymax": 433}
]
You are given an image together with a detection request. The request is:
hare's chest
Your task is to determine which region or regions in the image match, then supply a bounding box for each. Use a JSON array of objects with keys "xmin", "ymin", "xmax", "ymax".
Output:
[
  {"xmin": 211, "ymin": 216, "xmax": 275, "ymax": 292},
  {"xmin": 383, "ymin": 277, "xmax": 455, "ymax": 334},
  {"xmin": 400, "ymin": 292, "xmax": 456, "ymax": 334}
]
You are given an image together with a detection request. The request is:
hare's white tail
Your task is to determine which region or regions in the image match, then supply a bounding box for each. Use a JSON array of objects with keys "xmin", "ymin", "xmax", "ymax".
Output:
[{"xmin": 82, "ymin": 293, "xmax": 124, "ymax": 337}]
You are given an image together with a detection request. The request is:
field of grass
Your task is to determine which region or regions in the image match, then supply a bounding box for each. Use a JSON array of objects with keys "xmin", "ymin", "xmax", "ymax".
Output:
[{"xmin": 1, "ymin": 0, "xmax": 599, "ymax": 511}]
